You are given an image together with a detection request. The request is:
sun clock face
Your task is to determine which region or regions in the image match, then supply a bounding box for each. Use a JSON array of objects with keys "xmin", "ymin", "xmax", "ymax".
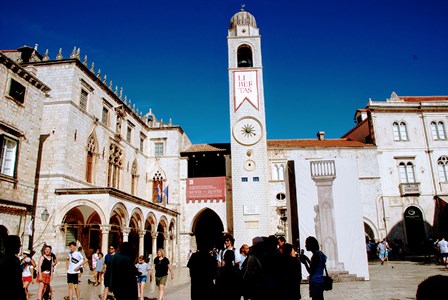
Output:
[{"xmin": 232, "ymin": 117, "xmax": 263, "ymax": 146}]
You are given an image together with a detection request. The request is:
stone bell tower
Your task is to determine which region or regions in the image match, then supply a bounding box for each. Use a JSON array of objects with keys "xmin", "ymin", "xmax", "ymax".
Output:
[{"xmin": 228, "ymin": 7, "xmax": 270, "ymax": 245}]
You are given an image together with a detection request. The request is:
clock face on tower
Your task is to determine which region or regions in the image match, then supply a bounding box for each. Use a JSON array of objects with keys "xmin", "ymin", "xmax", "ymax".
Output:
[{"xmin": 232, "ymin": 117, "xmax": 263, "ymax": 146}]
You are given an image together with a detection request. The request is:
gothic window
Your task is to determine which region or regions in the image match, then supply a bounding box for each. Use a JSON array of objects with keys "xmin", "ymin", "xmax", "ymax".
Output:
[
  {"xmin": 152, "ymin": 171, "xmax": 164, "ymax": 203},
  {"xmin": 393, "ymin": 122, "xmax": 408, "ymax": 141},
  {"xmin": 80, "ymin": 89, "xmax": 88, "ymax": 111},
  {"xmin": 271, "ymin": 162, "xmax": 285, "ymax": 181},
  {"xmin": 431, "ymin": 121, "xmax": 446, "ymax": 140},
  {"xmin": 131, "ymin": 160, "xmax": 138, "ymax": 195},
  {"xmin": 237, "ymin": 45, "xmax": 253, "ymax": 67},
  {"xmin": 107, "ymin": 143, "xmax": 123, "ymax": 188},
  {"xmin": 8, "ymin": 79, "xmax": 26, "ymax": 103},
  {"xmin": 86, "ymin": 135, "xmax": 96, "ymax": 183},
  {"xmin": 102, "ymin": 106, "xmax": 109, "ymax": 125},
  {"xmin": 154, "ymin": 142, "xmax": 164, "ymax": 157},
  {"xmin": 438, "ymin": 156, "xmax": 448, "ymax": 182},
  {"xmin": 0, "ymin": 135, "xmax": 18, "ymax": 177},
  {"xmin": 139, "ymin": 134, "xmax": 146, "ymax": 152},
  {"xmin": 399, "ymin": 162, "xmax": 415, "ymax": 183},
  {"xmin": 126, "ymin": 122, "xmax": 133, "ymax": 143}
]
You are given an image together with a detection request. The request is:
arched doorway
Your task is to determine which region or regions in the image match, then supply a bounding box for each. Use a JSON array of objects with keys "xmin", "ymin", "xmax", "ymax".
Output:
[
  {"xmin": 404, "ymin": 206, "xmax": 426, "ymax": 253},
  {"xmin": 192, "ymin": 208, "xmax": 224, "ymax": 250}
]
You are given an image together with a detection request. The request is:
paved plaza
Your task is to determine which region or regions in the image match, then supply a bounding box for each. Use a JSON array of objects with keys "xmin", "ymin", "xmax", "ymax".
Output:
[{"xmin": 27, "ymin": 260, "xmax": 446, "ymax": 300}]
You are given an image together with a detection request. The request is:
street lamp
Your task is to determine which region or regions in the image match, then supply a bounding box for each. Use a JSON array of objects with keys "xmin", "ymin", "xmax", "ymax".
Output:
[{"xmin": 41, "ymin": 207, "xmax": 49, "ymax": 221}]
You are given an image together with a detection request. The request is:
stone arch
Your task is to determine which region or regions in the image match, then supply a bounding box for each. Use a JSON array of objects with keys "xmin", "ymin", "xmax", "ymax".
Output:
[
  {"xmin": 363, "ymin": 217, "xmax": 378, "ymax": 242},
  {"xmin": 108, "ymin": 202, "xmax": 129, "ymax": 247},
  {"xmin": 55, "ymin": 199, "xmax": 107, "ymax": 225},
  {"xmin": 157, "ymin": 216, "xmax": 168, "ymax": 250},
  {"xmin": 237, "ymin": 43, "xmax": 254, "ymax": 67},
  {"xmin": 191, "ymin": 208, "xmax": 224, "ymax": 251},
  {"xmin": 57, "ymin": 200, "xmax": 106, "ymax": 255},
  {"xmin": 109, "ymin": 202, "xmax": 129, "ymax": 227},
  {"xmin": 143, "ymin": 212, "xmax": 157, "ymax": 260},
  {"xmin": 128, "ymin": 208, "xmax": 144, "ymax": 252}
]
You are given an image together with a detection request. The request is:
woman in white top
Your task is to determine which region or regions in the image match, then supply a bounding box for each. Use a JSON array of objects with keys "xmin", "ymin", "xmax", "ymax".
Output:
[{"xmin": 22, "ymin": 257, "xmax": 34, "ymax": 300}]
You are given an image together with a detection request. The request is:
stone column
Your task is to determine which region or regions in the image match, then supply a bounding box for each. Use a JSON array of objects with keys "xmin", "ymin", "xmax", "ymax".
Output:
[
  {"xmin": 122, "ymin": 226, "xmax": 131, "ymax": 242},
  {"xmin": 100, "ymin": 225, "xmax": 111, "ymax": 255},
  {"xmin": 152, "ymin": 232, "xmax": 157, "ymax": 256},
  {"xmin": 163, "ymin": 232, "xmax": 170, "ymax": 260},
  {"xmin": 310, "ymin": 160, "xmax": 343, "ymax": 271},
  {"xmin": 138, "ymin": 230, "xmax": 146, "ymax": 256}
]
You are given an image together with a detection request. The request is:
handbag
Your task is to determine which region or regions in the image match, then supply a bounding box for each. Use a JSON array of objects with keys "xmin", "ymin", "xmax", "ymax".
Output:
[{"xmin": 323, "ymin": 264, "xmax": 333, "ymax": 291}]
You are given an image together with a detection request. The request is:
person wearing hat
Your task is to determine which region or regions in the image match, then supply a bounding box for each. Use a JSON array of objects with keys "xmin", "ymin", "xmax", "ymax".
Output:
[{"xmin": 22, "ymin": 256, "xmax": 35, "ymax": 300}]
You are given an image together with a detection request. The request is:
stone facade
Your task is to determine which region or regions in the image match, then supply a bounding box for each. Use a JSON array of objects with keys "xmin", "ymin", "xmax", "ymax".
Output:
[{"xmin": 0, "ymin": 50, "xmax": 50, "ymax": 252}]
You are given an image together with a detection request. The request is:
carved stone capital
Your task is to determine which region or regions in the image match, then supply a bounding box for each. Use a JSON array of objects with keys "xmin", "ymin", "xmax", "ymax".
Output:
[
  {"xmin": 122, "ymin": 226, "xmax": 131, "ymax": 235},
  {"xmin": 100, "ymin": 225, "xmax": 111, "ymax": 233}
]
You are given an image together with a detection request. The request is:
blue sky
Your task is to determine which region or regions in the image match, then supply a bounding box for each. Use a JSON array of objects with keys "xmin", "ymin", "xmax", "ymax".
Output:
[{"xmin": 2, "ymin": 0, "xmax": 447, "ymax": 144}]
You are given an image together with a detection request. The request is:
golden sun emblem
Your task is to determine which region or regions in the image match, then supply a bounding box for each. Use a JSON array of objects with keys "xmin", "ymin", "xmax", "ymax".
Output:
[{"xmin": 241, "ymin": 123, "xmax": 256, "ymax": 138}]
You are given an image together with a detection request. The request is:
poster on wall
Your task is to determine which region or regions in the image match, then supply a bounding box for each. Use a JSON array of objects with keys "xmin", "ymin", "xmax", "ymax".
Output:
[{"xmin": 187, "ymin": 177, "xmax": 226, "ymax": 203}]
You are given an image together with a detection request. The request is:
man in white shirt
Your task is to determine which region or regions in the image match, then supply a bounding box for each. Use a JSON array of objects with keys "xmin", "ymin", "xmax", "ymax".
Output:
[
  {"xmin": 217, "ymin": 234, "xmax": 242, "ymax": 268},
  {"xmin": 66, "ymin": 242, "xmax": 84, "ymax": 300},
  {"xmin": 438, "ymin": 237, "xmax": 448, "ymax": 270}
]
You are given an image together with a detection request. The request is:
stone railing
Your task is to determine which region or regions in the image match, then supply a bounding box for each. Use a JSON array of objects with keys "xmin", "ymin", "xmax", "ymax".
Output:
[
  {"xmin": 310, "ymin": 160, "xmax": 336, "ymax": 179},
  {"xmin": 399, "ymin": 182, "xmax": 420, "ymax": 196}
]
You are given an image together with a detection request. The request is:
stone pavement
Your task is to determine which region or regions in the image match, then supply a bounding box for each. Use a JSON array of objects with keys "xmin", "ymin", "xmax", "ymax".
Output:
[{"xmin": 27, "ymin": 260, "xmax": 447, "ymax": 300}]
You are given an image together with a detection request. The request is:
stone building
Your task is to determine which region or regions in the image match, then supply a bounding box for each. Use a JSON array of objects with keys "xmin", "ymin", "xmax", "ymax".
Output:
[
  {"xmin": 0, "ymin": 48, "xmax": 50, "ymax": 253},
  {"xmin": 1, "ymin": 9, "xmax": 447, "ymax": 281},
  {"xmin": 0, "ymin": 46, "xmax": 192, "ymax": 266},
  {"xmin": 344, "ymin": 93, "xmax": 448, "ymax": 251}
]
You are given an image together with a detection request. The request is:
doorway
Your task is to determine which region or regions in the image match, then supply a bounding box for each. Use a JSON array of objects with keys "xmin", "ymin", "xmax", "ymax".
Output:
[
  {"xmin": 192, "ymin": 208, "xmax": 224, "ymax": 250},
  {"xmin": 404, "ymin": 206, "xmax": 426, "ymax": 253}
]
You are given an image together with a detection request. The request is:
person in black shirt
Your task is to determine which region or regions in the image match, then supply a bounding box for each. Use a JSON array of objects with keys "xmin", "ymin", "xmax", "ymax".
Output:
[{"xmin": 151, "ymin": 248, "xmax": 174, "ymax": 300}]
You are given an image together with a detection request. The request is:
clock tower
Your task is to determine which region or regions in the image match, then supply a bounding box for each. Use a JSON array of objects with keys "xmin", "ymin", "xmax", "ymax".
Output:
[{"xmin": 228, "ymin": 7, "xmax": 270, "ymax": 244}]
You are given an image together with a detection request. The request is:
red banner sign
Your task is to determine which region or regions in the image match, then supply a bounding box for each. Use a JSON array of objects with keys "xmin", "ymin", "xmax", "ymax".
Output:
[{"xmin": 187, "ymin": 177, "xmax": 226, "ymax": 202}]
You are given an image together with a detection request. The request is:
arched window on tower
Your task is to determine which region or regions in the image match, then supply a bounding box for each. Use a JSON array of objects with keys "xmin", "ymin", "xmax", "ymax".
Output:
[{"xmin": 237, "ymin": 45, "xmax": 253, "ymax": 67}]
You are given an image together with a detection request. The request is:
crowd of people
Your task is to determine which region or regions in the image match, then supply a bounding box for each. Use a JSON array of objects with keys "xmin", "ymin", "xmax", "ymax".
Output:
[
  {"xmin": 2, "ymin": 232, "xmax": 448, "ymax": 300},
  {"xmin": 187, "ymin": 234, "xmax": 329, "ymax": 300}
]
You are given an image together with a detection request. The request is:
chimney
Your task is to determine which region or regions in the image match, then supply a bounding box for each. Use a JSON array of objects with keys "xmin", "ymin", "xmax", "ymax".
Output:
[{"xmin": 317, "ymin": 131, "xmax": 325, "ymax": 141}]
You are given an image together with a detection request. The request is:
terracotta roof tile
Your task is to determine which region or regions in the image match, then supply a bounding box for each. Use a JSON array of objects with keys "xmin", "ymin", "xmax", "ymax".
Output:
[
  {"xmin": 267, "ymin": 138, "xmax": 374, "ymax": 148},
  {"xmin": 182, "ymin": 143, "xmax": 230, "ymax": 153},
  {"xmin": 401, "ymin": 96, "xmax": 448, "ymax": 102}
]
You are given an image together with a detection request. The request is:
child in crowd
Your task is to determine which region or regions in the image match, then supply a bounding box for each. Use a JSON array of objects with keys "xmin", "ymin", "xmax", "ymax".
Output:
[
  {"xmin": 135, "ymin": 255, "xmax": 151, "ymax": 300},
  {"xmin": 94, "ymin": 252, "xmax": 104, "ymax": 287}
]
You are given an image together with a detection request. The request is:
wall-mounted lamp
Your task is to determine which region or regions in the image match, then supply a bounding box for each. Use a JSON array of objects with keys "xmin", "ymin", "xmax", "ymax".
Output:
[{"xmin": 36, "ymin": 206, "xmax": 50, "ymax": 221}]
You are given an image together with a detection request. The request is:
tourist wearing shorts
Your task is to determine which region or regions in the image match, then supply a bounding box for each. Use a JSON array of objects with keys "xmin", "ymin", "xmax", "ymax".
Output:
[
  {"xmin": 151, "ymin": 248, "xmax": 174, "ymax": 300},
  {"xmin": 66, "ymin": 242, "xmax": 84, "ymax": 300},
  {"xmin": 37, "ymin": 245, "xmax": 54, "ymax": 300},
  {"xmin": 438, "ymin": 237, "xmax": 448, "ymax": 270},
  {"xmin": 136, "ymin": 255, "xmax": 151, "ymax": 300}
]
